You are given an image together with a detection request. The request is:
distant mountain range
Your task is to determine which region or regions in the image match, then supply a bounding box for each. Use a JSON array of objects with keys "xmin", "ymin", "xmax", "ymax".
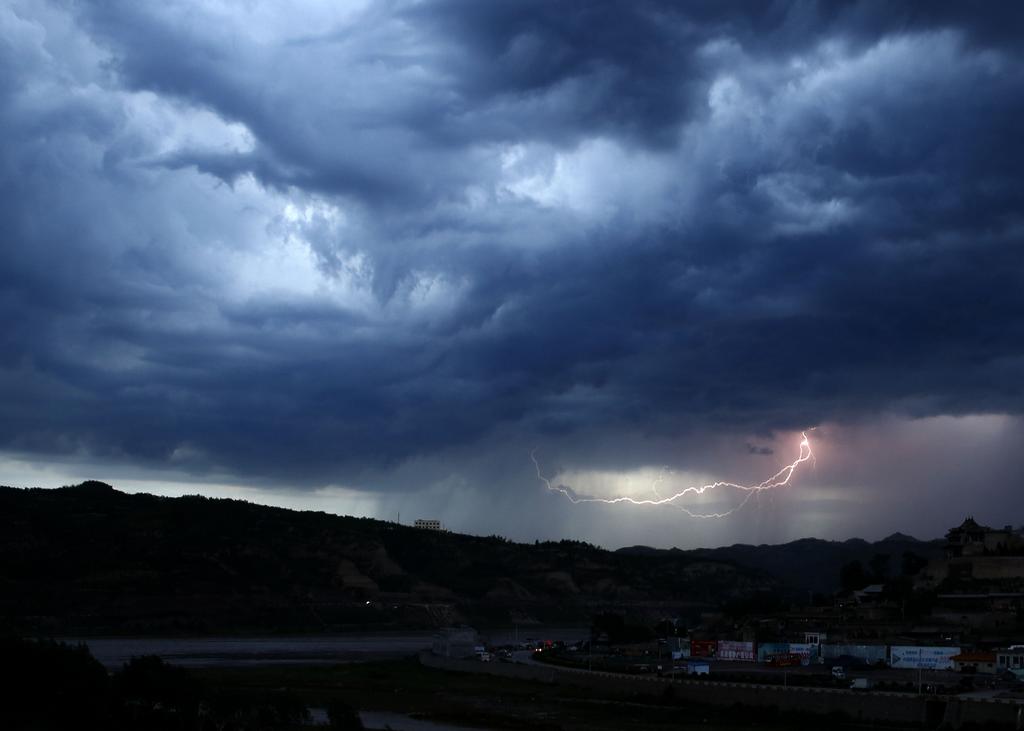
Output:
[
  {"xmin": 618, "ymin": 533, "xmax": 945, "ymax": 595},
  {"xmin": 0, "ymin": 482, "xmax": 945, "ymax": 634}
]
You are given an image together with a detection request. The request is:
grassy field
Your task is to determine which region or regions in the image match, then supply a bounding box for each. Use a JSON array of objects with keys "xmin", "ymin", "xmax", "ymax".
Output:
[{"xmin": 193, "ymin": 658, "xmax": 888, "ymax": 731}]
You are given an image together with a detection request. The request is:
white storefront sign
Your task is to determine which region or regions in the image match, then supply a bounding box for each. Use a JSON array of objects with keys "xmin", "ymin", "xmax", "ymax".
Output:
[
  {"xmin": 890, "ymin": 646, "xmax": 960, "ymax": 670},
  {"xmin": 717, "ymin": 640, "xmax": 755, "ymax": 661}
]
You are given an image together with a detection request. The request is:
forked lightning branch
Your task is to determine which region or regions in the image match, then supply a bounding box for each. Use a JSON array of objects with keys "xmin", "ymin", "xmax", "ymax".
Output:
[{"xmin": 532, "ymin": 432, "xmax": 814, "ymax": 519}]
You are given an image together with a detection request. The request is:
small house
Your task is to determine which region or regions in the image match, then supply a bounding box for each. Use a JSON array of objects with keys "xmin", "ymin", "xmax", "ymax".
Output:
[{"xmin": 951, "ymin": 651, "xmax": 997, "ymax": 675}]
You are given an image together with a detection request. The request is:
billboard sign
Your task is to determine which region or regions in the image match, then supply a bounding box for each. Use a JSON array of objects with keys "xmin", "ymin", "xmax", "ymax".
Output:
[
  {"xmin": 822, "ymin": 644, "xmax": 887, "ymax": 664},
  {"xmin": 890, "ymin": 646, "xmax": 960, "ymax": 670},
  {"xmin": 690, "ymin": 639, "xmax": 717, "ymax": 658},
  {"xmin": 757, "ymin": 643, "xmax": 789, "ymax": 662},
  {"xmin": 788, "ymin": 643, "xmax": 815, "ymax": 665},
  {"xmin": 718, "ymin": 640, "xmax": 755, "ymax": 661}
]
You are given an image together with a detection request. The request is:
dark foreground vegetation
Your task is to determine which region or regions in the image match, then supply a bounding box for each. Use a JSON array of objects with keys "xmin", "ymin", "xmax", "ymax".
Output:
[
  {"xmin": 0, "ymin": 637, "xmax": 363, "ymax": 730},
  {"xmin": 6, "ymin": 637, "xmax": 985, "ymax": 731}
]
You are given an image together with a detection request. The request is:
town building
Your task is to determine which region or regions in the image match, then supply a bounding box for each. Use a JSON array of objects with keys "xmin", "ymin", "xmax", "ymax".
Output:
[
  {"xmin": 803, "ymin": 631, "xmax": 826, "ymax": 647},
  {"xmin": 917, "ymin": 518, "xmax": 1024, "ymax": 591},
  {"xmin": 946, "ymin": 518, "xmax": 1022, "ymax": 558},
  {"xmin": 996, "ymin": 647, "xmax": 1024, "ymax": 677},
  {"xmin": 414, "ymin": 519, "xmax": 443, "ymax": 531},
  {"xmin": 951, "ymin": 651, "xmax": 997, "ymax": 674}
]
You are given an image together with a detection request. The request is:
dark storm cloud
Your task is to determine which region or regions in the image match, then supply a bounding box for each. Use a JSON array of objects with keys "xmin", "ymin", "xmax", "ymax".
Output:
[{"xmin": 1, "ymin": 0, "xmax": 1024, "ymax": 489}]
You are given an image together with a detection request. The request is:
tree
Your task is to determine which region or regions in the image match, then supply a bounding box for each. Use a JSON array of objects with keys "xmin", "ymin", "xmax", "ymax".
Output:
[
  {"xmin": 327, "ymin": 700, "xmax": 364, "ymax": 730},
  {"xmin": 114, "ymin": 655, "xmax": 203, "ymax": 729},
  {"xmin": 840, "ymin": 560, "xmax": 869, "ymax": 591},
  {"xmin": 901, "ymin": 551, "xmax": 928, "ymax": 577},
  {"xmin": 590, "ymin": 612, "xmax": 653, "ymax": 644},
  {"xmin": 206, "ymin": 688, "xmax": 310, "ymax": 730},
  {"xmin": 868, "ymin": 553, "xmax": 891, "ymax": 582},
  {"xmin": 654, "ymin": 618, "xmax": 680, "ymax": 638},
  {"xmin": 0, "ymin": 637, "xmax": 111, "ymax": 729},
  {"xmin": 116, "ymin": 654, "xmax": 202, "ymax": 707},
  {"xmin": 591, "ymin": 612, "xmax": 625, "ymax": 643}
]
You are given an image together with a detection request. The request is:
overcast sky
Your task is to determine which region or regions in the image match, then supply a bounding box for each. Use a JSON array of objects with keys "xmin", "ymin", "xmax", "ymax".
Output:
[{"xmin": 2, "ymin": 1, "xmax": 1023, "ymax": 548}]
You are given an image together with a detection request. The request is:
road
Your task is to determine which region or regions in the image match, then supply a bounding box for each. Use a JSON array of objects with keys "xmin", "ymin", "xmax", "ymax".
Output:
[{"xmin": 508, "ymin": 651, "xmax": 1024, "ymax": 703}]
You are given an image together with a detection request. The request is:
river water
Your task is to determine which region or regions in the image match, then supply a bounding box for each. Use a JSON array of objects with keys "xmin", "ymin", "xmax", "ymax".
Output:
[
  {"xmin": 64, "ymin": 627, "xmax": 589, "ymax": 669},
  {"xmin": 359, "ymin": 711, "xmax": 497, "ymax": 731},
  {"xmin": 65, "ymin": 634, "xmax": 434, "ymax": 669}
]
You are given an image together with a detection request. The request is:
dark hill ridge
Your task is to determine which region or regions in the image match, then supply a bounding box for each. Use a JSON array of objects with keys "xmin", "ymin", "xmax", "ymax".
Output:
[
  {"xmin": 882, "ymin": 532, "xmax": 922, "ymax": 543},
  {"xmin": 0, "ymin": 482, "xmax": 776, "ymax": 635},
  {"xmin": 617, "ymin": 534, "xmax": 944, "ymax": 595}
]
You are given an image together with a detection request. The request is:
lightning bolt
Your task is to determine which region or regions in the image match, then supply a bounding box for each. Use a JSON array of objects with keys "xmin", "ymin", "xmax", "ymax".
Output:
[{"xmin": 531, "ymin": 432, "xmax": 814, "ymax": 519}]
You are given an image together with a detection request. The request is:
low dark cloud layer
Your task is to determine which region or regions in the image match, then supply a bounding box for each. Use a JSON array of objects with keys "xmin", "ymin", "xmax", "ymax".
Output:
[{"xmin": 1, "ymin": 2, "xmax": 1023, "ymax": 543}]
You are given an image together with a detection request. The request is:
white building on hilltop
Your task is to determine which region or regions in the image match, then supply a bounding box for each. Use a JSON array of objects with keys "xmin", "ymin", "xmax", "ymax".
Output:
[{"xmin": 414, "ymin": 519, "xmax": 443, "ymax": 531}]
